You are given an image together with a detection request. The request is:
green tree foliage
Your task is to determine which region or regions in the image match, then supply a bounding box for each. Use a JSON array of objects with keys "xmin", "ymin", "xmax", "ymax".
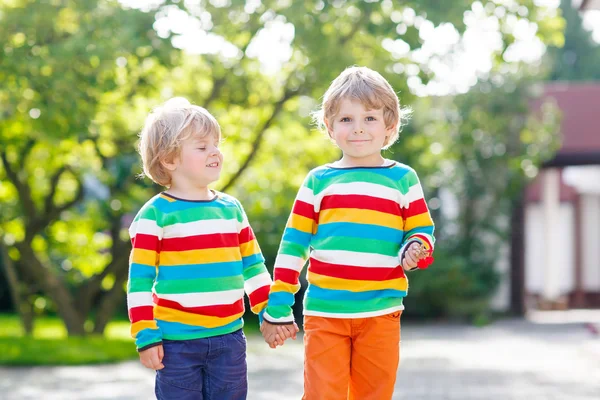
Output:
[
  {"xmin": 0, "ymin": 0, "xmax": 566, "ymax": 334},
  {"xmin": 547, "ymin": 0, "xmax": 600, "ymax": 81}
]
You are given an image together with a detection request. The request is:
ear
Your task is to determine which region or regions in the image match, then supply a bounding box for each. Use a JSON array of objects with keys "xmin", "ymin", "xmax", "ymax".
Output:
[
  {"xmin": 324, "ymin": 119, "xmax": 334, "ymax": 138},
  {"xmin": 160, "ymin": 156, "xmax": 178, "ymax": 171}
]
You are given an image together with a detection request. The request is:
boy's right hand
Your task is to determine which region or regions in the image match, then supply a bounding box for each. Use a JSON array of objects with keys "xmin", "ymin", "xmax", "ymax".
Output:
[{"xmin": 139, "ymin": 344, "xmax": 164, "ymax": 370}]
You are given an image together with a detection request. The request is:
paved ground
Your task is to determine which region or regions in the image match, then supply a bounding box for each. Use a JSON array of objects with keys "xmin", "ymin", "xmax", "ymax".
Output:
[{"xmin": 1, "ymin": 316, "xmax": 599, "ymax": 399}]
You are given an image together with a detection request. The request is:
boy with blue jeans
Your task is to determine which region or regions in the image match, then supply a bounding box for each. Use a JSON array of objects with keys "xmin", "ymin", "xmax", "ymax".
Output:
[
  {"xmin": 127, "ymin": 97, "xmax": 293, "ymax": 399},
  {"xmin": 261, "ymin": 67, "xmax": 435, "ymax": 399}
]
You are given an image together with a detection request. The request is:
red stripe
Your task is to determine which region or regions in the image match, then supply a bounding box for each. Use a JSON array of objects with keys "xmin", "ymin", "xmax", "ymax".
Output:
[
  {"xmin": 132, "ymin": 234, "xmax": 160, "ymax": 250},
  {"xmin": 411, "ymin": 234, "xmax": 433, "ymax": 249},
  {"xmin": 292, "ymin": 200, "xmax": 317, "ymax": 221},
  {"xmin": 153, "ymin": 294, "xmax": 244, "ymax": 317},
  {"xmin": 248, "ymin": 285, "xmax": 270, "ymax": 307},
  {"xmin": 274, "ymin": 268, "xmax": 300, "ymax": 285},
  {"xmin": 404, "ymin": 198, "xmax": 428, "ymax": 218},
  {"xmin": 309, "ymin": 258, "xmax": 405, "ymax": 280},
  {"xmin": 320, "ymin": 194, "xmax": 401, "ymax": 216},
  {"xmin": 129, "ymin": 305, "xmax": 154, "ymax": 323},
  {"xmin": 161, "ymin": 233, "xmax": 238, "ymax": 251},
  {"xmin": 238, "ymin": 226, "xmax": 256, "ymax": 244}
]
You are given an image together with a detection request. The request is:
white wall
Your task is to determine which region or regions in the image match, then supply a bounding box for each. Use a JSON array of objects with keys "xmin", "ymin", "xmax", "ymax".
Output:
[
  {"xmin": 581, "ymin": 194, "xmax": 600, "ymax": 291},
  {"xmin": 525, "ymin": 204, "xmax": 575, "ymax": 295}
]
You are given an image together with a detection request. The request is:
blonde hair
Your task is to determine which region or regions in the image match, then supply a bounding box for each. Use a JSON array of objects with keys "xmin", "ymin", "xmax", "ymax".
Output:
[
  {"xmin": 138, "ymin": 97, "xmax": 221, "ymax": 186},
  {"xmin": 312, "ymin": 66, "xmax": 411, "ymax": 149}
]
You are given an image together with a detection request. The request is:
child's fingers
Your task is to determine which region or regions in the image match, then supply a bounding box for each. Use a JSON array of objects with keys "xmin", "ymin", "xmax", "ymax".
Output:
[{"xmin": 275, "ymin": 333, "xmax": 284, "ymax": 346}]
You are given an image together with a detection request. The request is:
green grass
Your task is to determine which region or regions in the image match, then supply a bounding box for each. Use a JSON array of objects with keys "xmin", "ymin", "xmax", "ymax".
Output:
[
  {"xmin": 0, "ymin": 314, "xmax": 137, "ymax": 366},
  {"xmin": 0, "ymin": 313, "xmax": 262, "ymax": 366}
]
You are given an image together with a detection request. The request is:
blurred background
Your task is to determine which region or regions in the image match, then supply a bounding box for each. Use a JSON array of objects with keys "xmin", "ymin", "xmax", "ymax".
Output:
[{"xmin": 1, "ymin": 0, "xmax": 600, "ymax": 398}]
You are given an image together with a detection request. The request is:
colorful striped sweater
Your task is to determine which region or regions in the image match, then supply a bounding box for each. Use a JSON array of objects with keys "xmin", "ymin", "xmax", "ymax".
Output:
[
  {"xmin": 127, "ymin": 192, "xmax": 271, "ymax": 351},
  {"xmin": 263, "ymin": 162, "xmax": 435, "ymax": 323}
]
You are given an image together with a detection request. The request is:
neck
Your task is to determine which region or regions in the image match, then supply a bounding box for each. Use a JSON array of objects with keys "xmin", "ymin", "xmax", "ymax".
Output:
[
  {"xmin": 165, "ymin": 185, "xmax": 214, "ymax": 201},
  {"xmin": 336, "ymin": 154, "xmax": 386, "ymax": 168}
]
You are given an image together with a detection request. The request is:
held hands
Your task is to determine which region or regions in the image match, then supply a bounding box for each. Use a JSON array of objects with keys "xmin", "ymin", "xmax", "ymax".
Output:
[
  {"xmin": 260, "ymin": 320, "xmax": 299, "ymax": 349},
  {"xmin": 402, "ymin": 242, "xmax": 433, "ymax": 271},
  {"xmin": 139, "ymin": 344, "xmax": 164, "ymax": 370}
]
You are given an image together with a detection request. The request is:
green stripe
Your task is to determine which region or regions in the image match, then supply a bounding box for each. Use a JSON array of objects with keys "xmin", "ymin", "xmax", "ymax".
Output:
[
  {"xmin": 279, "ymin": 241, "xmax": 310, "ymax": 259},
  {"xmin": 155, "ymin": 276, "xmax": 244, "ymax": 294},
  {"xmin": 133, "ymin": 205, "xmax": 159, "ymax": 223},
  {"xmin": 305, "ymin": 296, "xmax": 403, "ymax": 314},
  {"xmin": 314, "ymin": 171, "xmax": 399, "ymax": 194},
  {"xmin": 311, "ymin": 236, "xmax": 399, "ymax": 256},
  {"xmin": 128, "ymin": 278, "xmax": 154, "ymax": 293},
  {"xmin": 265, "ymin": 305, "xmax": 293, "ymax": 319},
  {"xmin": 166, "ymin": 206, "xmax": 241, "ymax": 224},
  {"xmin": 243, "ymin": 263, "xmax": 268, "ymax": 280}
]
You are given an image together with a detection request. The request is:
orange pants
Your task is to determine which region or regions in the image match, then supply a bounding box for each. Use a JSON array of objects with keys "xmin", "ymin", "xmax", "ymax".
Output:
[{"xmin": 302, "ymin": 311, "xmax": 402, "ymax": 400}]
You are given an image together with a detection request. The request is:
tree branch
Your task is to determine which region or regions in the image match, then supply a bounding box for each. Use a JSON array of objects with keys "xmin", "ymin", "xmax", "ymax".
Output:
[
  {"xmin": 0, "ymin": 145, "xmax": 37, "ymax": 220},
  {"xmin": 219, "ymin": 85, "xmax": 297, "ymax": 192}
]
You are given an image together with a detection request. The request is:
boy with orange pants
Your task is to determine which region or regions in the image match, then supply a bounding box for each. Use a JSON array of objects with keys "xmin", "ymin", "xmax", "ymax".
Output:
[{"xmin": 261, "ymin": 66, "xmax": 435, "ymax": 399}]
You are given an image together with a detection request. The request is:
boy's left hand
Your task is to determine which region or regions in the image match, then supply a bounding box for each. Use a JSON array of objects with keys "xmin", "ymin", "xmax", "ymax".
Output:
[
  {"xmin": 260, "ymin": 320, "xmax": 299, "ymax": 349},
  {"xmin": 402, "ymin": 242, "xmax": 422, "ymax": 271}
]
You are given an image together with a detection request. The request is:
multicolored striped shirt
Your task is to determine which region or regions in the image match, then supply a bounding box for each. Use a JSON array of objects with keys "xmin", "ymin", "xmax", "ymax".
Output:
[
  {"xmin": 263, "ymin": 162, "xmax": 435, "ymax": 323},
  {"xmin": 127, "ymin": 192, "xmax": 271, "ymax": 351}
]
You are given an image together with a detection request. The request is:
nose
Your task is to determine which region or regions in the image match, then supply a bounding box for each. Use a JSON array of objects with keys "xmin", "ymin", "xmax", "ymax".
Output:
[{"xmin": 210, "ymin": 146, "xmax": 221, "ymax": 156}]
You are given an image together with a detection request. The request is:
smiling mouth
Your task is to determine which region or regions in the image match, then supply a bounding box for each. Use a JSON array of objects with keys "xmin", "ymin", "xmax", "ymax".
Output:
[{"xmin": 206, "ymin": 162, "xmax": 220, "ymax": 167}]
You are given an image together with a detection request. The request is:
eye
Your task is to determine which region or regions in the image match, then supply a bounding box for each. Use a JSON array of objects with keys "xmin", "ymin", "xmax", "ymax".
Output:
[
  {"xmin": 197, "ymin": 147, "xmax": 206, "ymax": 151},
  {"xmin": 340, "ymin": 117, "xmax": 351, "ymax": 122},
  {"xmin": 366, "ymin": 116, "xmax": 376, "ymax": 121}
]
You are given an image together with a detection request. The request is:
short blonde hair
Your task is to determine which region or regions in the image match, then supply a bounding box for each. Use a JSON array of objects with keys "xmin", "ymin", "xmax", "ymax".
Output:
[
  {"xmin": 138, "ymin": 97, "xmax": 221, "ymax": 186},
  {"xmin": 313, "ymin": 66, "xmax": 411, "ymax": 149}
]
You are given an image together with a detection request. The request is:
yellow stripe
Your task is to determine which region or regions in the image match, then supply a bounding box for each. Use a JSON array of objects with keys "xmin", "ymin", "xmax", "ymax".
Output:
[
  {"xmin": 132, "ymin": 248, "xmax": 158, "ymax": 266},
  {"xmin": 154, "ymin": 305, "xmax": 243, "ymax": 328},
  {"xmin": 251, "ymin": 300, "xmax": 268, "ymax": 314},
  {"xmin": 319, "ymin": 208, "xmax": 403, "ymax": 230},
  {"xmin": 307, "ymin": 271, "xmax": 408, "ymax": 292},
  {"xmin": 159, "ymin": 194, "xmax": 177, "ymax": 202},
  {"xmin": 160, "ymin": 247, "xmax": 241, "ymax": 265},
  {"xmin": 288, "ymin": 213, "xmax": 315, "ymax": 234},
  {"xmin": 404, "ymin": 213, "xmax": 433, "ymax": 232},
  {"xmin": 131, "ymin": 320, "xmax": 158, "ymax": 337},
  {"xmin": 240, "ymin": 240, "xmax": 260, "ymax": 258},
  {"xmin": 270, "ymin": 280, "xmax": 300, "ymax": 293}
]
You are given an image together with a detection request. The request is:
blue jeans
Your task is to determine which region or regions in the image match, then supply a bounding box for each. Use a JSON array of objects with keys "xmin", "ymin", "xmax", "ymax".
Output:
[{"xmin": 155, "ymin": 329, "xmax": 248, "ymax": 400}]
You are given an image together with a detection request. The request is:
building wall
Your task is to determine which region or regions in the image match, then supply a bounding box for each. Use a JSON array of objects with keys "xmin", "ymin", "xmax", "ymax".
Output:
[
  {"xmin": 525, "ymin": 203, "xmax": 575, "ymax": 295},
  {"xmin": 581, "ymin": 194, "xmax": 600, "ymax": 291}
]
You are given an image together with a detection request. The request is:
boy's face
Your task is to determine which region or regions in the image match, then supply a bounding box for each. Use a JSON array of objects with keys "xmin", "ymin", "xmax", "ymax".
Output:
[
  {"xmin": 326, "ymin": 98, "xmax": 394, "ymax": 165},
  {"xmin": 168, "ymin": 132, "xmax": 223, "ymax": 188}
]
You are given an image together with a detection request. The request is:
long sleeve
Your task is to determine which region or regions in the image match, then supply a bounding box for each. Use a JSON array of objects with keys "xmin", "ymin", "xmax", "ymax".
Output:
[
  {"xmin": 399, "ymin": 169, "xmax": 435, "ymax": 263},
  {"xmin": 264, "ymin": 174, "xmax": 317, "ymax": 324},
  {"xmin": 236, "ymin": 201, "xmax": 272, "ymax": 323},
  {"xmin": 127, "ymin": 205, "xmax": 163, "ymax": 351}
]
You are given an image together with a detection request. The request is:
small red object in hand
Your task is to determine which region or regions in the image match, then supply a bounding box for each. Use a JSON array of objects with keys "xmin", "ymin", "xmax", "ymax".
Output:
[{"xmin": 413, "ymin": 244, "xmax": 434, "ymax": 269}]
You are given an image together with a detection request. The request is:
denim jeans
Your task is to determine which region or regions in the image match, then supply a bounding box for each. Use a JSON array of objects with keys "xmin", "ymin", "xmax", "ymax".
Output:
[{"xmin": 155, "ymin": 329, "xmax": 248, "ymax": 400}]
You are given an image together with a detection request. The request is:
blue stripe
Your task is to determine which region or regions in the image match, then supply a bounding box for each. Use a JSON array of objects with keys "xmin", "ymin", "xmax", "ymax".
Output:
[
  {"xmin": 267, "ymin": 291, "xmax": 295, "ymax": 307},
  {"xmin": 157, "ymin": 318, "xmax": 243, "ymax": 335},
  {"xmin": 242, "ymin": 253, "xmax": 264, "ymax": 268},
  {"xmin": 136, "ymin": 328, "xmax": 162, "ymax": 348},
  {"xmin": 315, "ymin": 223, "xmax": 403, "ymax": 243},
  {"xmin": 306, "ymin": 285, "xmax": 406, "ymax": 301},
  {"xmin": 282, "ymin": 228, "xmax": 312, "ymax": 247},
  {"xmin": 402, "ymin": 226, "xmax": 435, "ymax": 238},
  {"xmin": 157, "ymin": 261, "xmax": 243, "ymax": 280},
  {"xmin": 129, "ymin": 263, "xmax": 157, "ymax": 279}
]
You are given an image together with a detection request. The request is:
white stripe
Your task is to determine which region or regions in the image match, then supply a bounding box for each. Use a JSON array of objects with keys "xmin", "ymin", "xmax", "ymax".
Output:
[
  {"xmin": 158, "ymin": 289, "xmax": 244, "ymax": 307},
  {"xmin": 311, "ymin": 249, "xmax": 399, "ymax": 268},
  {"xmin": 304, "ymin": 305, "xmax": 404, "ymax": 319},
  {"xmin": 127, "ymin": 292, "xmax": 153, "ymax": 308},
  {"xmin": 162, "ymin": 218, "xmax": 238, "ymax": 239},
  {"xmin": 314, "ymin": 182, "xmax": 401, "ymax": 211},
  {"xmin": 244, "ymin": 273, "xmax": 272, "ymax": 294},
  {"xmin": 404, "ymin": 183, "xmax": 424, "ymax": 205},
  {"xmin": 262, "ymin": 310, "xmax": 295, "ymax": 324},
  {"xmin": 296, "ymin": 185, "xmax": 315, "ymax": 206},
  {"xmin": 275, "ymin": 254, "xmax": 307, "ymax": 272},
  {"xmin": 129, "ymin": 218, "xmax": 163, "ymax": 239}
]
